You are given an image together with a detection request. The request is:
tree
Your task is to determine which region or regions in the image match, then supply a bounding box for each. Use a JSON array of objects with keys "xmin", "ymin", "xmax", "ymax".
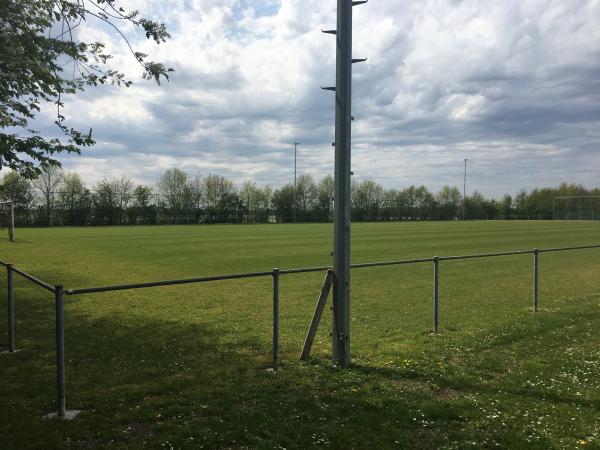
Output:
[
  {"xmin": 33, "ymin": 165, "xmax": 63, "ymax": 225},
  {"xmin": 414, "ymin": 185, "xmax": 434, "ymax": 219},
  {"xmin": 216, "ymin": 191, "xmax": 243, "ymax": 223},
  {"xmin": 0, "ymin": 171, "xmax": 34, "ymax": 227},
  {"xmin": 403, "ymin": 186, "xmax": 417, "ymax": 219},
  {"xmin": 435, "ymin": 185, "xmax": 461, "ymax": 220},
  {"xmin": 111, "ymin": 174, "xmax": 135, "ymax": 224},
  {"xmin": 514, "ymin": 189, "xmax": 528, "ymax": 217},
  {"xmin": 157, "ymin": 168, "xmax": 188, "ymax": 222},
  {"xmin": 382, "ymin": 189, "xmax": 403, "ymax": 220},
  {"xmin": 201, "ymin": 174, "xmax": 235, "ymax": 223},
  {"xmin": 501, "ymin": 194, "xmax": 513, "ymax": 218},
  {"xmin": 0, "ymin": 171, "xmax": 33, "ymax": 208},
  {"xmin": 271, "ymin": 184, "xmax": 295, "ymax": 223},
  {"xmin": 240, "ymin": 180, "xmax": 261, "ymax": 223},
  {"xmin": 181, "ymin": 175, "xmax": 202, "ymax": 223},
  {"xmin": 295, "ymin": 174, "xmax": 317, "ymax": 221},
  {"xmin": 315, "ymin": 175, "xmax": 334, "ymax": 222},
  {"xmin": 258, "ymin": 185, "xmax": 273, "ymax": 223},
  {"xmin": 58, "ymin": 171, "xmax": 88, "ymax": 224},
  {"xmin": 132, "ymin": 185, "xmax": 154, "ymax": 224},
  {"xmin": 352, "ymin": 180, "xmax": 385, "ymax": 222},
  {"xmin": 94, "ymin": 178, "xmax": 118, "ymax": 224},
  {"xmin": 466, "ymin": 191, "xmax": 490, "ymax": 220},
  {"xmin": 0, "ymin": 1, "xmax": 172, "ymax": 178}
]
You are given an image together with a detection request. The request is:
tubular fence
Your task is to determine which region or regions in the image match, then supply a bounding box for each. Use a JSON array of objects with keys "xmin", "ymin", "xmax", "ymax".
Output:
[{"xmin": 2, "ymin": 244, "xmax": 600, "ymax": 419}]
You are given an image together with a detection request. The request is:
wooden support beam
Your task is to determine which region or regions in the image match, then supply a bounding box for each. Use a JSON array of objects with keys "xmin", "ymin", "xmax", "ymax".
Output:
[{"xmin": 300, "ymin": 270, "xmax": 334, "ymax": 360}]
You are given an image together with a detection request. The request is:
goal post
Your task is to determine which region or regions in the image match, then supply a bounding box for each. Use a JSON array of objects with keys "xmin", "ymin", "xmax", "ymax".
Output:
[
  {"xmin": 0, "ymin": 200, "xmax": 15, "ymax": 242},
  {"xmin": 553, "ymin": 196, "xmax": 600, "ymax": 221}
]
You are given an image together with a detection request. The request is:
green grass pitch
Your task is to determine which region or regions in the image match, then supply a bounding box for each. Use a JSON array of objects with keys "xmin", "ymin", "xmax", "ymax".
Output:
[{"xmin": 1, "ymin": 221, "xmax": 600, "ymax": 449}]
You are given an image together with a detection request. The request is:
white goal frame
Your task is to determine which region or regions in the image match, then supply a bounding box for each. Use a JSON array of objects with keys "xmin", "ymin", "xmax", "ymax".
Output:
[
  {"xmin": 553, "ymin": 196, "xmax": 600, "ymax": 221},
  {"xmin": 0, "ymin": 200, "xmax": 15, "ymax": 242}
]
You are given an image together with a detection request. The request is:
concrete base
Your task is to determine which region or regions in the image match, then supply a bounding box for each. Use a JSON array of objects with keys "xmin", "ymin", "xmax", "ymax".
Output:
[
  {"xmin": 1, "ymin": 348, "xmax": 21, "ymax": 354},
  {"xmin": 44, "ymin": 410, "xmax": 81, "ymax": 420}
]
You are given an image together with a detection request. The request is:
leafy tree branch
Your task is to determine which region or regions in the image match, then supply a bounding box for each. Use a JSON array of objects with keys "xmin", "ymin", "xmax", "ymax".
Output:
[{"xmin": 0, "ymin": 0, "xmax": 174, "ymax": 178}]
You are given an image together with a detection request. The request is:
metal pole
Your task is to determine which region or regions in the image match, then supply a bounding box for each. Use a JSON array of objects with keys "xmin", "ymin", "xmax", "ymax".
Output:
[
  {"xmin": 433, "ymin": 257, "xmax": 439, "ymax": 334},
  {"xmin": 463, "ymin": 159, "xmax": 467, "ymax": 220},
  {"xmin": 7, "ymin": 263, "xmax": 15, "ymax": 352},
  {"xmin": 533, "ymin": 249, "xmax": 539, "ymax": 313},
  {"xmin": 294, "ymin": 142, "xmax": 298, "ymax": 224},
  {"xmin": 55, "ymin": 285, "xmax": 66, "ymax": 418},
  {"xmin": 332, "ymin": 0, "xmax": 354, "ymax": 368},
  {"xmin": 272, "ymin": 269, "xmax": 280, "ymax": 371}
]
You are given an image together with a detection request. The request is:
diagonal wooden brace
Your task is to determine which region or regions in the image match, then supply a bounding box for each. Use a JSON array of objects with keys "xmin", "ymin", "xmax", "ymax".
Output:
[{"xmin": 300, "ymin": 269, "xmax": 334, "ymax": 360}]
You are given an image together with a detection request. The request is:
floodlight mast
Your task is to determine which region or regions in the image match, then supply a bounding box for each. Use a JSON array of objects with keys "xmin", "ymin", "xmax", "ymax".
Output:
[
  {"xmin": 463, "ymin": 159, "xmax": 468, "ymax": 220},
  {"xmin": 322, "ymin": 0, "xmax": 367, "ymax": 367},
  {"xmin": 294, "ymin": 142, "xmax": 299, "ymax": 223}
]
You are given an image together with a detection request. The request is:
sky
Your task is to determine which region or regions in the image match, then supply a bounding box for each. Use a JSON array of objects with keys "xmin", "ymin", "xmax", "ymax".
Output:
[{"xmin": 43, "ymin": 0, "xmax": 600, "ymax": 198}]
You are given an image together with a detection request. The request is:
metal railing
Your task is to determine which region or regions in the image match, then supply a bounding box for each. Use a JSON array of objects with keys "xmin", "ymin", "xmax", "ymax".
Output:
[{"xmin": 2, "ymin": 243, "xmax": 600, "ymax": 419}]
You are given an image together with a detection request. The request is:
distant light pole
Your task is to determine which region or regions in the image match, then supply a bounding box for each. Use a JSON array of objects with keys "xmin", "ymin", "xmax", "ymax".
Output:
[
  {"xmin": 294, "ymin": 142, "xmax": 299, "ymax": 223},
  {"xmin": 463, "ymin": 158, "xmax": 468, "ymax": 220}
]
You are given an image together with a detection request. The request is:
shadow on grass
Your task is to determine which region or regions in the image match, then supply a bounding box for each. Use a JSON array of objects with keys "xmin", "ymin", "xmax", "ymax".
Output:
[
  {"xmin": 0, "ymin": 237, "xmax": 33, "ymax": 245},
  {"xmin": 2, "ymin": 293, "xmax": 593, "ymax": 449}
]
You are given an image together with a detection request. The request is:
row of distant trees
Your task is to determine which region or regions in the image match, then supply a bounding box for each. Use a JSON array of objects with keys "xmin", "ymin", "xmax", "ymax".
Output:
[{"xmin": 0, "ymin": 168, "xmax": 598, "ymax": 226}]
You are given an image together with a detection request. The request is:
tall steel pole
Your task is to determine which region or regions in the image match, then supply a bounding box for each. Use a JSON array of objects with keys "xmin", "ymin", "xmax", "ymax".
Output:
[
  {"xmin": 463, "ymin": 159, "xmax": 468, "ymax": 221},
  {"xmin": 332, "ymin": 0, "xmax": 358, "ymax": 368},
  {"xmin": 332, "ymin": 0, "xmax": 352, "ymax": 367},
  {"xmin": 294, "ymin": 142, "xmax": 299, "ymax": 223},
  {"xmin": 322, "ymin": 0, "xmax": 366, "ymax": 367}
]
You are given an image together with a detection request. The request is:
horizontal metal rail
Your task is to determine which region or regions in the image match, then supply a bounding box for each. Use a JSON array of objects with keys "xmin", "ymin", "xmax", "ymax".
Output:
[
  {"xmin": 3, "ymin": 243, "xmax": 600, "ymax": 297},
  {"xmin": 65, "ymin": 271, "xmax": 275, "ymax": 295},
  {"xmin": 351, "ymin": 257, "xmax": 434, "ymax": 268},
  {"xmin": 438, "ymin": 250, "xmax": 533, "ymax": 261},
  {"xmin": 280, "ymin": 266, "xmax": 331, "ymax": 275},
  {"xmin": 538, "ymin": 244, "xmax": 600, "ymax": 253},
  {"xmin": 11, "ymin": 267, "xmax": 55, "ymax": 292},
  {"xmin": 0, "ymin": 260, "xmax": 55, "ymax": 292}
]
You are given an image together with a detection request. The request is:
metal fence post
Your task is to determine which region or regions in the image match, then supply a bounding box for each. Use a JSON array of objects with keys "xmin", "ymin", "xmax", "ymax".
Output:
[
  {"xmin": 533, "ymin": 249, "xmax": 539, "ymax": 313},
  {"xmin": 433, "ymin": 257, "xmax": 439, "ymax": 334},
  {"xmin": 44, "ymin": 285, "xmax": 79, "ymax": 420},
  {"xmin": 55, "ymin": 285, "xmax": 66, "ymax": 417},
  {"xmin": 272, "ymin": 269, "xmax": 280, "ymax": 371},
  {"xmin": 6, "ymin": 263, "xmax": 15, "ymax": 353}
]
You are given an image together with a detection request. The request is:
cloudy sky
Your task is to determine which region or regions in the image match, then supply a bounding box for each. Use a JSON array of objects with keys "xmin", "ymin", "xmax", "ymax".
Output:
[{"xmin": 47, "ymin": 0, "xmax": 600, "ymax": 197}]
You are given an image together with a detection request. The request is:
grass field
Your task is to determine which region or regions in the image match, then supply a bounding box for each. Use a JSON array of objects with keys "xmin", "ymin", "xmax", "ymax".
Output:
[{"xmin": 1, "ymin": 221, "xmax": 600, "ymax": 449}]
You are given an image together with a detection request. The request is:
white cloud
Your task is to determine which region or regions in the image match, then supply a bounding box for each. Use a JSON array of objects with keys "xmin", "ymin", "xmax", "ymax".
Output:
[{"xmin": 49, "ymin": 0, "xmax": 600, "ymax": 197}]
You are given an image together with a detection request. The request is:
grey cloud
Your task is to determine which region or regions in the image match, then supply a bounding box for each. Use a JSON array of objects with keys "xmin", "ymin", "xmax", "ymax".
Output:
[{"xmin": 45, "ymin": 0, "xmax": 600, "ymax": 197}]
